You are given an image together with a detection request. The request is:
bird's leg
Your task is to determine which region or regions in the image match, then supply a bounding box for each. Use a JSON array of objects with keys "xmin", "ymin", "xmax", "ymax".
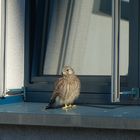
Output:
[
  {"xmin": 62, "ymin": 104, "xmax": 69, "ymax": 110},
  {"xmin": 68, "ymin": 104, "xmax": 72, "ymax": 108},
  {"xmin": 68, "ymin": 104, "xmax": 76, "ymax": 108},
  {"xmin": 62, "ymin": 104, "xmax": 77, "ymax": 111}
]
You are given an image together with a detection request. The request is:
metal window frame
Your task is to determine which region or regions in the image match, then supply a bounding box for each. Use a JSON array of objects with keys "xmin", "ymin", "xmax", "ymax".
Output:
[
  {"xmin": 93, "ymin": 0, "xmax": 129, "ymax": 21},
  {"xmin": 111, "ymin": 0, "xmax": 121, "ymax": 102},
  {"xmin": 24, "ymin": 0, "xmax": 140, "ymax": 104},
  {"xmin": 0, "ymin": 0, "xmax": 6, "ymax": 97}
]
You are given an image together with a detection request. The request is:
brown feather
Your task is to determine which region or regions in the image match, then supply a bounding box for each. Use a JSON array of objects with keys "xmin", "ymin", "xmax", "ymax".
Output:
[{"xmin": 46, "ymin": 66, "xmax": 80, "ymax": 108}]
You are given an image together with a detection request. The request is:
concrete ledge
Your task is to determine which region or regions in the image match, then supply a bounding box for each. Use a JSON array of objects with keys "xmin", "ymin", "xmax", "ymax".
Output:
[{"xmin": 0, "ymin": 102, "xmax": 140, "ymax": 130}]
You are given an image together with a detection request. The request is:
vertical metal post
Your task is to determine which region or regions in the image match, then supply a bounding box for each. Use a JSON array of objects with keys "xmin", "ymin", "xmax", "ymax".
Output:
[
  {"xmin": 0, "ymin": 0, "xmax": 6, "ymax": 97},
  {"xmin": 111, "ymin": 0, "xmax": 121, "ymax": 102}
]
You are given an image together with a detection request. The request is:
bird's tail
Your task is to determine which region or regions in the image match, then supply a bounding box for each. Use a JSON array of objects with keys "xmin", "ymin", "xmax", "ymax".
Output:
[{"xmin": 45, "ymin": 98, "xmax": 55, "ymax": 109}]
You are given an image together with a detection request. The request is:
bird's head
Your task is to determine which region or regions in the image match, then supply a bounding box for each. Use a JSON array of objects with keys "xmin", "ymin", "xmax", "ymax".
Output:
[{"xmin": 62, "ymin": 66, "xmax": 75, "ymax": 76}]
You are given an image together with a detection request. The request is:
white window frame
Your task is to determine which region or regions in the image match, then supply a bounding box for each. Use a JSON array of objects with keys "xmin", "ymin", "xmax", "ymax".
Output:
[{"xmin": 0, "ymin": 0, "xmax": 6, "ymax": 97}]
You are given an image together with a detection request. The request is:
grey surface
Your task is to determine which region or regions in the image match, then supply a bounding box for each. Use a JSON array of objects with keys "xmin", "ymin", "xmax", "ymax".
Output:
[
  {"xmin": 0, "ymin": 102, "xmax": 140, "ymax": 130},
  {"xmin": 0, "ymin": 125, "xmax": 140, "ymax": 140}
]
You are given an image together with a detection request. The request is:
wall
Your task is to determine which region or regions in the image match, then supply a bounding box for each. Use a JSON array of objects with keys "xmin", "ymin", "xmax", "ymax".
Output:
[
  {"xmin": 0, "ymin": 125, "xmax": 140, "ymax": 140},
  {"xmin": 6, "ymin": 0, "xmax": 25, "ymax": 90}
]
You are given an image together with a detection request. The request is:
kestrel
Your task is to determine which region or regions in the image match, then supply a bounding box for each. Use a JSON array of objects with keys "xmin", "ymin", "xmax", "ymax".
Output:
[{"xmin": 46, "ymin": 66, "xmax": 80, "ymax": 110}]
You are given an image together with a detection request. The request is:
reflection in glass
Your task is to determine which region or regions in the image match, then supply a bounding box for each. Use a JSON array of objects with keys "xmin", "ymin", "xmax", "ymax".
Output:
[{"xmin": 43, "ymin": 0, "xmax": 129, "ymax": 75}]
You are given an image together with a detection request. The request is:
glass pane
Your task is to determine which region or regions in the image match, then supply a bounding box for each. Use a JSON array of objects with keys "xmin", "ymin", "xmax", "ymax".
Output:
[
  {"xmin": 43, "ymin": 0, "xmax": 129, "ymax": 75},
  {"xmin": 43, "ymin": 0, "xmax": 69, "ymax": 74}
]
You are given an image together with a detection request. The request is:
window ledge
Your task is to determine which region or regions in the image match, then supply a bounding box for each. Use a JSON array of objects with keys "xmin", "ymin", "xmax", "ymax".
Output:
[{"xmin": 0, "ymin": 102, "xmax": 140, "ymax": 130}]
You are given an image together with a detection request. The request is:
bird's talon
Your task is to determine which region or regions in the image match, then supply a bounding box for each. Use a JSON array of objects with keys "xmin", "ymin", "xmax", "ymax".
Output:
[
  {"xmin": 68, "ymin": 104, "xmax": 76, "ymax": 109},
  {"xmin": 62, "ymin": 104, "xmax": 69, "ymax": 110},
  {"xmin": 62, "ymin": 104, "xmax": 77, "ymax": 111},
  {"xmin": 68, "ymin": 104, "xmax": 72, "ymax": 108},
  {"xmin": 72, "ymin": 105, "xmax": 76, "ymax": 108}
]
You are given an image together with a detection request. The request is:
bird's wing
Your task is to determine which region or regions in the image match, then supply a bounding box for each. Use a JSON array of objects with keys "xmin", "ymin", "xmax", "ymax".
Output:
[
  {"xmin": 46, "ymin": 78, "xmax": 66, "ymax": 108},
  {"xmin": 51, "ymin": 77, "xmax": 66, "ymax": 100}
]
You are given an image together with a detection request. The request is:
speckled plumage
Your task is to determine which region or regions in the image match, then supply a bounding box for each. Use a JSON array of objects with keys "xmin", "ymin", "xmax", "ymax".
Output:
[{"xmin": 46, "ymin": 66, "xmax": 80, "ymax": 109}]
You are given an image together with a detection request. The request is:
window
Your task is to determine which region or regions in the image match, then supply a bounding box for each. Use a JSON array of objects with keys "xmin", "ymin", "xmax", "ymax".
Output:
[
  {"xmin": 0, "ymin": 0, "xmax": 24, "ymax": 97},
  {"xmin": 25, "ymin": 0, "xmax": 140, "ymax": 104},
  {"xmin": 93, "ymin": 0, "xmax": 129, "ymax": 20}
]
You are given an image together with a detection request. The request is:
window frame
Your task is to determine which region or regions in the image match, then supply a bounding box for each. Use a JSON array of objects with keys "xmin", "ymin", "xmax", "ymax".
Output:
[
  {"xmin": 0, "ymin": 0, "xmax": 6, "ymax": 97},
  {"xmin": 24, "ymin": 0, "xmax": 140, "ymax": 104},
  {"xmin": 93, "ymin": 0, "xmax": 130, "ymax": 21}
]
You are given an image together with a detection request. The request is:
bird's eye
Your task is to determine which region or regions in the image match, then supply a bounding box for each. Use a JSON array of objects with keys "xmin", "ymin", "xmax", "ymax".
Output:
[{"xmin": 66, "ymin": 69, "xmax": 69, "ymax": 72}]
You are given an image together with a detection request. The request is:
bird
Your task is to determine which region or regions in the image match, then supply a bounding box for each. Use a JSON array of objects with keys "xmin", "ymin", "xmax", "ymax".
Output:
[{"xmin": 45, "ymin": 66, "xmax": 80, "ymax": 110}]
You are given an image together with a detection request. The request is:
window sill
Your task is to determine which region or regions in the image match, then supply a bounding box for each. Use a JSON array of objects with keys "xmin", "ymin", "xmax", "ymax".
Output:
[{"xmin": 0, "ymin": 102, "xmax": 140, "ymax": 130}]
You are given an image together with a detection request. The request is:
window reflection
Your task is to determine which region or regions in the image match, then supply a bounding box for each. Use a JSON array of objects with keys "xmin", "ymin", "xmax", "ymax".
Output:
[{"xmin": 43, "ymin": 0, "xmax": 129, "ymax": 75}]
